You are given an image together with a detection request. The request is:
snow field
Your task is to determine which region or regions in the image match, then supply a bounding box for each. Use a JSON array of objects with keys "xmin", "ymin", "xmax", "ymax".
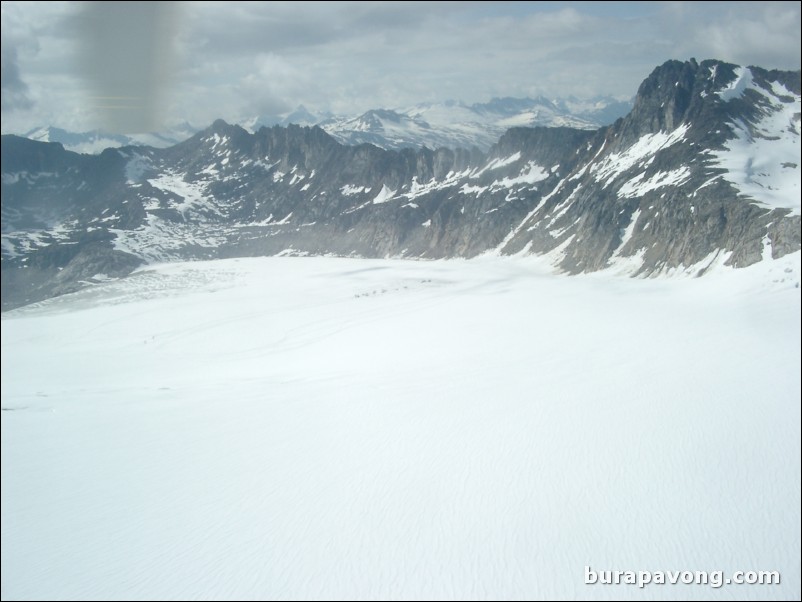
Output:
[{"xmin": 2, "ymin": 254, "xmax": 800, "ymax": 600}]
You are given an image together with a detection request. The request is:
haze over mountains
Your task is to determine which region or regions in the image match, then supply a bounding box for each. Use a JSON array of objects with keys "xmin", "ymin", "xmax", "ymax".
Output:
[
  {"xmin": 253, "ymin": 95, "xmax": 632, "ymax": 151},
  {"xmin": 21, "ymin": 123, "xmax": 200, "ymax": 156},
  {"xmin": 21, "ymin": 94, "xmax": 632, "ymax": 154},
  {"xmin": 2, "ymin": 59, "xmax": 800, "ymax": 310}
]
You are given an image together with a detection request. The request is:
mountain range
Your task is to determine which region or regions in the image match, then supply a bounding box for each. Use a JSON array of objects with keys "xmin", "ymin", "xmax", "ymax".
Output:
[
  {"xmin": 259, "ymin": 95, "xmax": 632, "ymax": 151},
  {"xmin": 2, "ymin": 58, "xmax": 800, "ymax": 310},
  {"xmin": 21, "ymin": 95, "xmax": 632, "ymax": 155},
  {"xmin": 20, "ymin": 123, "xmax": 199, "ymax": 156}
]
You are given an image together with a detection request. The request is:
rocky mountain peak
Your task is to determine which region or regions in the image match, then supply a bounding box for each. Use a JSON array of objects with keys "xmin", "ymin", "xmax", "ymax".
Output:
[{"xmin": 2, "ymin": 59, "xmax": 800, "ymax": 310}]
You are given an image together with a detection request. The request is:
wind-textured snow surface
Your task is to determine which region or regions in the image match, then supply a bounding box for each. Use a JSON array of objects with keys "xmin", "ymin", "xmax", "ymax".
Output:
[{"xmin": 2, "ymin": 255, "xmax": 800, "ymax": 601}]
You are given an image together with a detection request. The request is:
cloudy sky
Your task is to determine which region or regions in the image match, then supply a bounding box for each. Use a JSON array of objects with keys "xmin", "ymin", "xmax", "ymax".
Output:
[{"xmin": 1, "ymin": 1, "xmax": 800, "ymax": 134}]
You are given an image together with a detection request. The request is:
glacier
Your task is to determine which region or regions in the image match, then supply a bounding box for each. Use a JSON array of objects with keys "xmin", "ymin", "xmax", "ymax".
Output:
[{"xmin": 2, "ymin": 253, "xmax": 800, "ymax": 600}]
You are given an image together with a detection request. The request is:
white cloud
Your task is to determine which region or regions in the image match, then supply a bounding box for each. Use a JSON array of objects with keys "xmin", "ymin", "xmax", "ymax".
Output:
[
  {"xmin": 1, "ymin": 1, "xmax": 799, "ymax": 133},
  {"xmin": 691, "ymin": 5, "xmax": 801, "ymax": 68}
]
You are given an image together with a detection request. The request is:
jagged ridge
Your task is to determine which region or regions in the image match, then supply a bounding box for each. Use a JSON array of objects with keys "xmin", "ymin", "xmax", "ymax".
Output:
[{"xmin": 2, "ymin": 59, "xmax": 800, "ymax": 309}]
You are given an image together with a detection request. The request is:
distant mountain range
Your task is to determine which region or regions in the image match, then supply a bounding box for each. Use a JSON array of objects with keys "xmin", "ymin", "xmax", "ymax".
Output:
[
  {"xmin": 21, "ymin": 123, "xmax": 199, "ymax": 155},
  {"xmin": 252, "ymin": 96, "xmax": 632, "ymax": 151},
  {"xmin": 2, "ymin": 59, "xmax": 799, "ymax": 310},
  {"xmin": 22, "ymin": 95, "xmax": 632, "ymax": 154}
]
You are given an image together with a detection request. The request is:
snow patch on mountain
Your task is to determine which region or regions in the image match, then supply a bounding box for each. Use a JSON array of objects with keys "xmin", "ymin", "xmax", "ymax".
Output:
[
  {"xmin": 148, "ymin": 171, "xmax": 213, "ymax": 217},
  {"xmin": 400, "ymin": 170, "xmax": 473, "ymax": 201},
  {"xmin": 373, "ymin": 185, "xmax": 396, "ymax": 204},
  {"xmin": 617, "ymin": 208, "xmax": 642, "ymax": 251},
  {"xmin": 712, "ymin": 82, "xmax": 801, "ymax": 215},
  {"xmin": 491, "ymin": 162, "xmax": 550, "ymax": 190},
  {"xmin": 473, "ymin": 152, "xmax": 522, "ymax": 177},
  {"xmin": 717, "ymin": 66, "xmax": 754, "ymax": 101},
  {"xmin": 617, "ymin": 167, "xmax": 692, "ymax": 198},
  {"xmin": 591, "ymin": 124, "xmax": 690, "ymax": 187},
  {"xmin": 341, "ymin": 185, "xmax": 369, "ymax": 196}
]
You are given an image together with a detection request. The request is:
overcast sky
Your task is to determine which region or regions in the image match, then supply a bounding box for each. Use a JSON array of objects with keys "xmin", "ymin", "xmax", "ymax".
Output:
[{"xmin": 1, "ymin": 1, "xmax": 800, "ymax": 134}]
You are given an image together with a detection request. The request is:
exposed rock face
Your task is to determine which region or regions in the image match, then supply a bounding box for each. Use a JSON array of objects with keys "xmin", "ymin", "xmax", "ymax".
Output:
[{"xmin": 2, "ymin": 59, "xmax": 800, "ymax": 309}]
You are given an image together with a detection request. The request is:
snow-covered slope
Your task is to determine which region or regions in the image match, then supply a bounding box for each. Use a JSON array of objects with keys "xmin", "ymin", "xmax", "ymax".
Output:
[
  {"xmin": 710, "ymin": 68, "xmax": 801, "ymax": 215},
  {"xmin": 2, "ymin": 254, "xmax": 800, "ymax": 600}
]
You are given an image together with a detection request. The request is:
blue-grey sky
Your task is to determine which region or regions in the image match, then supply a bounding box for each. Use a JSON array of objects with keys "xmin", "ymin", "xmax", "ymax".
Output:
[{"xmin": 1, "ymin": 1, "xmax": 800, "ymax": 133}]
